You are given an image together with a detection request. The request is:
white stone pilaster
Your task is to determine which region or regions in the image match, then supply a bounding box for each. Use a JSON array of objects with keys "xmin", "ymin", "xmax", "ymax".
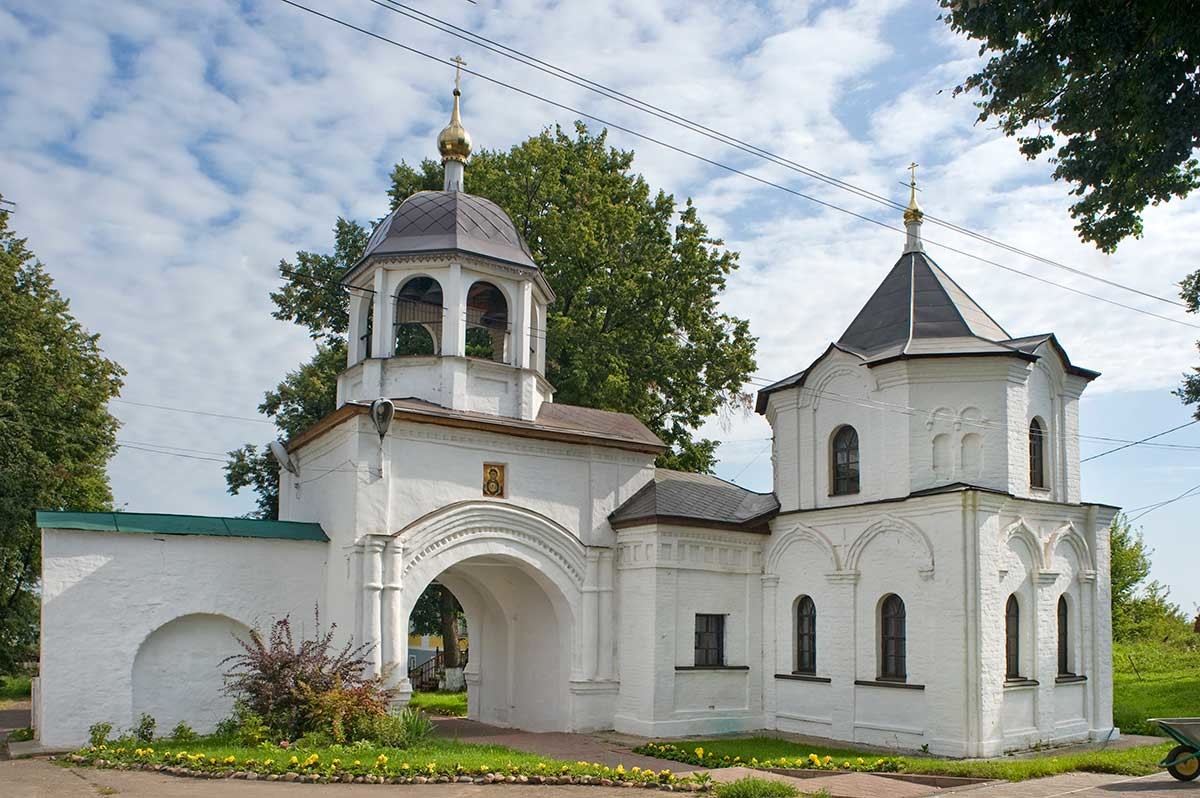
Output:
[
  {"xmin": 361, "ymin": 536, "xmax": 386, "ymax": 677},
  {"xmin": 580, "ymin": 549, "xmax": 601, "ymax": 680},
  {"xmin": 381, "ymin": 537, "xmax": 411, "ymax": 703},
  {"xmin": 442, "ymin": 262, "xmax": 464, "ymax": 357},
  {"xmin": 761, "ymin": 574, "xmax": 780, "ymax": 726},
  {"xmin": 827, "ymin": 571, "xmax": 859, "ymax": 741},
  {"xmin": 596, "ymin": 549, "xmax": 615, "ymax": 681}
]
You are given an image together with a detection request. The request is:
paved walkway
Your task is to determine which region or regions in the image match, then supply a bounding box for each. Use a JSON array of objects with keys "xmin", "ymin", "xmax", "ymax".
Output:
[{"xmin": 434, "ymin": 718, "xmax": 681, "ymax": 773}]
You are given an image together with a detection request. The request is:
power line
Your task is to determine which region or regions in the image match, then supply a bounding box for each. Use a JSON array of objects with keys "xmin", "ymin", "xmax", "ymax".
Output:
[
  {"xmin": 727, "ymin": 439, "xmax": 772, "ymax": 484},
  {"xmin": 1080, "ymin": 419, "xmax": 1200, "ymax": 462},
  {"xmin": 111, "ymin": 398, "xmax": 277, "ymax": 426},
  {"xmin": 275, "ymin": 0, "xmax": 1200, "ymax": 331},
  {"xmin": 1126, "ymin": 482, "xmax": 1200, "ymax": 523},
  {"xmin": 366, "ymin": 0, "xmax": 1183, "ymax": 310}
]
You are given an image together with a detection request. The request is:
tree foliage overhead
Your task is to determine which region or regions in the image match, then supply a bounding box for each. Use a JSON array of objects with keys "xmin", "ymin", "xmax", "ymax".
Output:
[
  {"xmin": 0, "ymin": 198, "xmax": 125, "ymax": 671},
  {"xmin": 940, "ymin": 1, "xmax": 1200, "ymax": 252},
  {"xmin": 227, "ymin": 123, "xmax": 757, "ymax": 517}
]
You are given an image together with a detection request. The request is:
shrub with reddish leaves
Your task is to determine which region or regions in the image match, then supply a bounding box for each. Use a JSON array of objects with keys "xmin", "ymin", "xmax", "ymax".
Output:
[{"xmin": 221, "ymin": 609, "xmax": 396, "ymax": 740}]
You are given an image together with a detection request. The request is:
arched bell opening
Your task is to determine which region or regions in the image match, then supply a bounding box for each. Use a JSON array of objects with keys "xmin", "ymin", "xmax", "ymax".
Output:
[
  {"xmin": 465, "ymin": 281, "xmax": 509, "ymax": 363},
  {"xmin": 395, "ymin": 276, "xmax": 444, "ymax": 356}
]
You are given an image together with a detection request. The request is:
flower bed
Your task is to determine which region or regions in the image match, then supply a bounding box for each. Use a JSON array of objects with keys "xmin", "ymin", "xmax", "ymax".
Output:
[
  {"xmin": 632, "ymin": 743, "xmax": 902, "ymax": 774},
  {"xmin": 66, "ymin": 741, "xmax": 711, "ymax": 789}
]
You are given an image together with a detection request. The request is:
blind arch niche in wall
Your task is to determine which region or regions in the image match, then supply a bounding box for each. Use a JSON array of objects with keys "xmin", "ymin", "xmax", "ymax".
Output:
[{"xmin": 132, "ymin": 613, "xmax": 251, "ymax": 735}]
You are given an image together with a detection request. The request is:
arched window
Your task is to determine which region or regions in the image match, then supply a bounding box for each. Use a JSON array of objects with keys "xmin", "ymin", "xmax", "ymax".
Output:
[
  {"xmin": 880, "ymin": 594, "xmax": 906, "ymax": 680},
  {"xmin": 831, "ymin": 425, "xmax": 860, "ymax": 495},
  {"xmin": 1005, "ymin": 595, "xmax": 1021, "ymax": 680},
  {"xmin": 395, "ymin": 277, "xmax": 443, "ymax": 356},
  {"xmin": 1057, "ymin": 595, "xmax": 1072, "ymax": 676},
  {"xmin": 1029, "ymin": 418, "xmax": 1046, "ymax": 489},
  {"xmin": 466, "ymin": 282, "xmax": 509, "ymax": 363},
  {"xmin": 795, "ymin": 596, "xmax": 816, "ymax": 675}
]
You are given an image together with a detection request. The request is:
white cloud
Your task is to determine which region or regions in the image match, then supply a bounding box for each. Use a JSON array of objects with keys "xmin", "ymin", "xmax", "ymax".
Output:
[{"xmin": 3, "ymin": 0, "xmax": 1198, "ymax": 532}]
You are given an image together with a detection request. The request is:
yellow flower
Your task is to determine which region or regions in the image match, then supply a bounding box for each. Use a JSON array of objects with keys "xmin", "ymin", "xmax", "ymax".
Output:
[
  {"xmin": 353, "ymin": 760, "xmax": 361, "ymax": 767},
  {"xmin": 402, "ymin": 763, "xmax": 410, "ymax": 770},
  {"xmin": 306, "ymin": 754, "xmax": 320, "ymax": 767},
  {"xmin": 537, "ymin": 763, "xmax": 546, "ymax": 770},
  {"xmin": 224, "ymin": 756, "xmax": 236, "ymax": 764},
  {"xmin": 263, "ymin": 759, "xmax": 274, "ymax": 767},
  {"xmin": 842, "ymin": 762, "xmax": 851, "ymax": 769},
  {"xmin": 616, "ymin": 765, "xmax": 626, "ymax": 775},
  {"xmin": 377, "ymin": 755, "xmax": 389, "ymax": 768},
  {"xmin": 631, "ymin": 767, "xmax": 641, "ymax": 773},
  {"xmin": 857, "ymin": 758, "xmax": 864, "ymax": 765},
  {"xmin": 694, "ymin": 747, "xmax": 704, "ymax": 760},
  {"xmin": 809, "ymin": 753, "xmax": 820, "ymax": 763},
  {"xmin": 289, "ymin": 756, "xmax": 299, "ymax": 765},
  {"xmin": 823, "ymin": 756, "xmax": 833, "ymax": 764},
  {"xmin": 333, "ymin": 759, "xmax": 341, "ymax": 766}
]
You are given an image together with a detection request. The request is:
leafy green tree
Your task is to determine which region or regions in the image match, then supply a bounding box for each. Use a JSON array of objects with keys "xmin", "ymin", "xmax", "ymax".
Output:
[
  {"xmin": 1109, "ymin": 514, "xmax": 1187, "ymax": 641},
  {"xmin": 0, "ymin": 198, "xmax": 124, "ymax": 671},
  {"xmin": 408, "ymin": 584, "xmax": 464, "ymax": 669},
  {"xmin": 226, "ymin": 123, "xmax": 756, "ymax": 517},
  {"xmin": 940, "ymin": 2, "xmax": 1200, "ymax": 252},
  {"xmin": 1178, "ymin": 272, "xmax": 1200, "ymax": 418}
]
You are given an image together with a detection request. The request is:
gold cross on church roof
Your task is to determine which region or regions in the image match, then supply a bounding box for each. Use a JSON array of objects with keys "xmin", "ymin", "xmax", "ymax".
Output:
[
  {"xmin": 451, "ymin": 55, "xmax": 467, "ymax": 92},
  {"xmin": 907, "ymin": 161, "xmax": 919, "ymax": 191}
]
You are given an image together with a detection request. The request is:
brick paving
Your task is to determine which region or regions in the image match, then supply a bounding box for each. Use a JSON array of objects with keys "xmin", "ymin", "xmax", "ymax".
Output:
[{"xmin": 433, "ymin": 718, "xmax": 683, "ymax": 773}]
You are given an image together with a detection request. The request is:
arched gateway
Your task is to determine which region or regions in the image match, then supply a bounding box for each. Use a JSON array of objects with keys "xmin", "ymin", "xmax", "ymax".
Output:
[{"xmin": 396, "ymin": 502, "xmax": 585, "ymax": 731}]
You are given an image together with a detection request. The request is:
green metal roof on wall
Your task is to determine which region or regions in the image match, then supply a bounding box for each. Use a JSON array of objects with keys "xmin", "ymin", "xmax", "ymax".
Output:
[{"xmin": 35, "ymin": 511, "xmax": 329, "ymax": 542}]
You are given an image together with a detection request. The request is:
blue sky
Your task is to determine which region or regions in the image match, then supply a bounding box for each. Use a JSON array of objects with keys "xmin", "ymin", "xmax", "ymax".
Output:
[{"xmin": 3, "ymin": 0, "xmax": 1199, "ymax": 613}]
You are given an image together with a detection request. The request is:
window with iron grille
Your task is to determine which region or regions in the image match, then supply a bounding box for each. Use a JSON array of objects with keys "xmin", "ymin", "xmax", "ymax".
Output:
[
  {"xmin": 1005, "ymin": 595, "xmax": 1021, "ymax": 679},
  {"xmin": 795, "ymin": 596, "xmax": 816, "ymax": 674},
  {"xmin": 1057, "ymin": 595, "xmax": 1072, "ymax": 676},
  {"xmin": 880, "ymin": 594, "xmax": 906, "ymax": 680},
  {"xmin": 832, "ymin": 425, "xmax": 860, "ymax": 495},
  {"xmin": 1029, "ymin": 418, "xmax": 1046, "ymax": 489},
  {"xmin": 694, "ymin": 614, "xmax": 725, "ymax": 667}
]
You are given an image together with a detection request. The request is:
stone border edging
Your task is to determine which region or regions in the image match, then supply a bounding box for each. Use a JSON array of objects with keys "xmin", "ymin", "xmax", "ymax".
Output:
[{"xmin": 62, "ymin": 757, "xmax": 713, "ymax": 791}]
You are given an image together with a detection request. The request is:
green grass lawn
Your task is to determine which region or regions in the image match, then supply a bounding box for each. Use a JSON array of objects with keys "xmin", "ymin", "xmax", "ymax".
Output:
[
  {"xmin": 636, "ymin": 737, "xmax": 1174, "ymax": 782},
  {"xmin": 0, "ymin": 675, "xmax": 31, "ymax": 702},
  {"xmin": 409, "ymin": 691, "xmax": 467, "ymax": 716},
  {"xmin": 1113, "ymin": 641, "xmax": 1200, "ymax": 736}
]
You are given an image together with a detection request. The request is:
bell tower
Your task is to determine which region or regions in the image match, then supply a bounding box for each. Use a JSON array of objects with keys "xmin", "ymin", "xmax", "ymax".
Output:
[{"xmin": 336, "ymin": 69, "xmax": 554, "ymax": 421}]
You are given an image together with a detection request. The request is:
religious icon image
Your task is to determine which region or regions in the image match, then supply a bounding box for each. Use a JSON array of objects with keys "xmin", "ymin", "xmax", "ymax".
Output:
[{"xmin": 482, "ymin": 463, "xmax": 506, "ymax": 497}]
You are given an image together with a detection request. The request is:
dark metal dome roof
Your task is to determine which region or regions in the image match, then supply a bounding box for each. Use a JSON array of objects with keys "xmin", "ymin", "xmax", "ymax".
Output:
[{"xmin": 359, "ymin": 191, "xmax": 536, "ymax": 269}]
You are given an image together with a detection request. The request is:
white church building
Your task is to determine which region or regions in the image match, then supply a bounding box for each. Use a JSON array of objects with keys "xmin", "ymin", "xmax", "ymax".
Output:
[{"xmin": 35, "ymin": 85, "xmax": 1118, "ymax": 757}]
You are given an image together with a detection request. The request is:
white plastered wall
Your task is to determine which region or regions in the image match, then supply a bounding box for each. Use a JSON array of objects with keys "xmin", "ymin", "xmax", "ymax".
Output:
[
  {"xmin": 613, "ymin": 524, "xmax": 765, "ymax": 737},
  {"xmin": 39, "ymin": 530, "xmax": 326, "ymax": 748}
]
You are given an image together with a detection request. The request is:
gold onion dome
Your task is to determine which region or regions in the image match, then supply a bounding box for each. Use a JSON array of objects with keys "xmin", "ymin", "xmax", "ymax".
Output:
[
  {"xmin": 903, "ymin": 180, "xmax": 923, "ymax": 225},
  {"xmin": 437, "ymin": 89, "xmax": 472, "ymax": 163}
]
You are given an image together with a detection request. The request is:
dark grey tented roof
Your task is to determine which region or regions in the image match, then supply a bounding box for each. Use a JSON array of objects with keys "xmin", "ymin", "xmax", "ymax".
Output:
[
  {"xmin": 355, "ymin": 191, "xmax": 536, "ymax": 270},
  {"xmin": 610, "ymin": 469, "xmax": 779, "ymax": 532},
  {"xmin": 754, "ymin": 249, "xmax": 1099, "ymax": 414},
  {"xmin": 837, "ymin": 251, "xmax": 1008, "ymax": 357}
]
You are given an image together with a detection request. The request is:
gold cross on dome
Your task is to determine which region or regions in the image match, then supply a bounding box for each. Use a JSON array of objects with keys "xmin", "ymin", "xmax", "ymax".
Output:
[
  {"xmin": 907, "ymin": 161, "xmax": 919, "ymax": 191},
  {"xmin": 451, "ymin": 55, "xmax": 467, "ymax": 91}
]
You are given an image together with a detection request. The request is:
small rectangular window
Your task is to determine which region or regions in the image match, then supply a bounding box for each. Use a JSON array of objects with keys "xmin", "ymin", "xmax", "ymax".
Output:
[{"xmin": 694, "ymin": 614, "xmax": 725, "ymax": 667}]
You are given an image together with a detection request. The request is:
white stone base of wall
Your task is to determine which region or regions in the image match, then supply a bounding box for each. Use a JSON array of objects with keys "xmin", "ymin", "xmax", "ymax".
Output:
[{"xmin": 612, "ymin": 713, "xmax": 766, "ymax": 738}]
